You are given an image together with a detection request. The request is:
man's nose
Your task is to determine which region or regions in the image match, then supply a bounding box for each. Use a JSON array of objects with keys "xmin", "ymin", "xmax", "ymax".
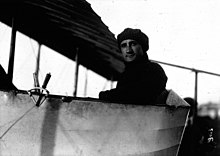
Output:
[{"xmin": 125, "ymin": 46, "xmax": 132, "ymax": 53}]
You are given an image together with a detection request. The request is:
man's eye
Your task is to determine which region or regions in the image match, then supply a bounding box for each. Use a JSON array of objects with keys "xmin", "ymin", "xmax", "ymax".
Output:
[
  {"xmin": 130, "ymin": 41, "xmax": 137, "ymax": 46},
  {"xmin": 120, "ymin": 43, "xmax": 127, "ymax": 48}
]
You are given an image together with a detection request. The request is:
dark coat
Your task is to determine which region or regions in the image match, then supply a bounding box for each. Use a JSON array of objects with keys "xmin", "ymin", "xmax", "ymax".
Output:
[
  {"xmin": 178, "ymin": 116, "xmax": 216, "ymax": 156},
  {"xmin": 99, "ymin": 55, "xmax": 167, "ymax": 104}
]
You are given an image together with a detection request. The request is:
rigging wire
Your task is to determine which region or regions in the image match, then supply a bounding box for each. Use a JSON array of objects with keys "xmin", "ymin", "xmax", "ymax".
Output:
[
  {"xmin": 0, "ymin": 105, "xmax": 35, "ymax": 139},
  {"xmin": 29, "ymin": 38, "xmax": 44, "ymax": 81}
]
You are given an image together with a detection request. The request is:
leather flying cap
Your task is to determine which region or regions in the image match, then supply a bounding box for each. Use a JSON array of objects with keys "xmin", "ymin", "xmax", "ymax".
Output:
[{"xmin": 117, "ymin": 28, "xmax": 149, "ymax": 52}]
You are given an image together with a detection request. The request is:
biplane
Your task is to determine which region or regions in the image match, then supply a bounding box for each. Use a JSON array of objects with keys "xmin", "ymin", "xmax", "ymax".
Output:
[{"xmin": 0, "ymin": 0, "xmax": 189, "ymax": 155}]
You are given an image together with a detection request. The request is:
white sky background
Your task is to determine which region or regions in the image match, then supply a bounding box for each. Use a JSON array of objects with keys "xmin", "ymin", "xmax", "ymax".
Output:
[{"xmin": 0, "ymin": 0, "xmax": 220, "ymax": 105}]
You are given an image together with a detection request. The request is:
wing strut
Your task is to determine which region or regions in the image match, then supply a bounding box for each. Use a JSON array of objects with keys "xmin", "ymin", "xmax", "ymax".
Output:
[{"xmin": 8, "ymin": 17, "xmax": 17, "ymax": 82}]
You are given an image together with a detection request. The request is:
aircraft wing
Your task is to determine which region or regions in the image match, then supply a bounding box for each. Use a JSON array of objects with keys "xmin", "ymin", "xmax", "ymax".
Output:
[{"xmin": 0, "ymin": 0, "xmax": 124, "ymax": 80}]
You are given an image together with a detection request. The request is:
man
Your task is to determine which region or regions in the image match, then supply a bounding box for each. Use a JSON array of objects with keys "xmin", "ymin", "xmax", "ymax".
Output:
[
  {"xmin": 99, "ymin": 28, "xmax": 167, "ymax": 105},
  {"xmin": 178, "ymin": 97, "xmax": 216, "ymax": 156}
]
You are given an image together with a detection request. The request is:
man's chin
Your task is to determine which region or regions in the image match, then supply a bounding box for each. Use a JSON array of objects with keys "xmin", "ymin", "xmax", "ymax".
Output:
[{"xmin": 125, "ymin": 57, "xmax": 136, "ymax": 62}]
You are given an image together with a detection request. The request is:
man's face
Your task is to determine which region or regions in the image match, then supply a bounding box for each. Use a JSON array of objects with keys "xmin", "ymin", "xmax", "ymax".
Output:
[{"xmin": 120, "ymin": 39, "xmax": 144, "ymax": 62}]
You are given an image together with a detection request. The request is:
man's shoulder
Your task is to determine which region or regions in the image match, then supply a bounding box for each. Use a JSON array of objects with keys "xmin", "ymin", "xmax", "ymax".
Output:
[
  {"xmin": 146, "ymin": 61, "xmax": 167, "ymax": 77},
  {"xmin": 147, "ymin": 61, "xmax": 163, "ymax": 70}
]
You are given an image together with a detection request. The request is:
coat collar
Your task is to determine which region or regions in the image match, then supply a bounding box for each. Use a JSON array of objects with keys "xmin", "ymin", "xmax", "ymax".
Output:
[{"xmin": 124, "ymin": 54, "xmax": 149, "ymax": 67}]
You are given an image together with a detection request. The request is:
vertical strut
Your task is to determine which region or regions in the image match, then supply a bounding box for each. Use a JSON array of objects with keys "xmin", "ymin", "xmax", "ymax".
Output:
[
  {"xmin": 73, "ymin": 48, "xmax": 79, "ymax": 97},
  {"xmin": 8, "ymin": 17, "xmax": 17, "ymax": 82}
]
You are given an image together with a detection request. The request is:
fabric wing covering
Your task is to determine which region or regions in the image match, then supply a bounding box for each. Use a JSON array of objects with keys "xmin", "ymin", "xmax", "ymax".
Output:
[{"xmin": 0, "ymin": 0, "xmax": 124, "ymax": 80}]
